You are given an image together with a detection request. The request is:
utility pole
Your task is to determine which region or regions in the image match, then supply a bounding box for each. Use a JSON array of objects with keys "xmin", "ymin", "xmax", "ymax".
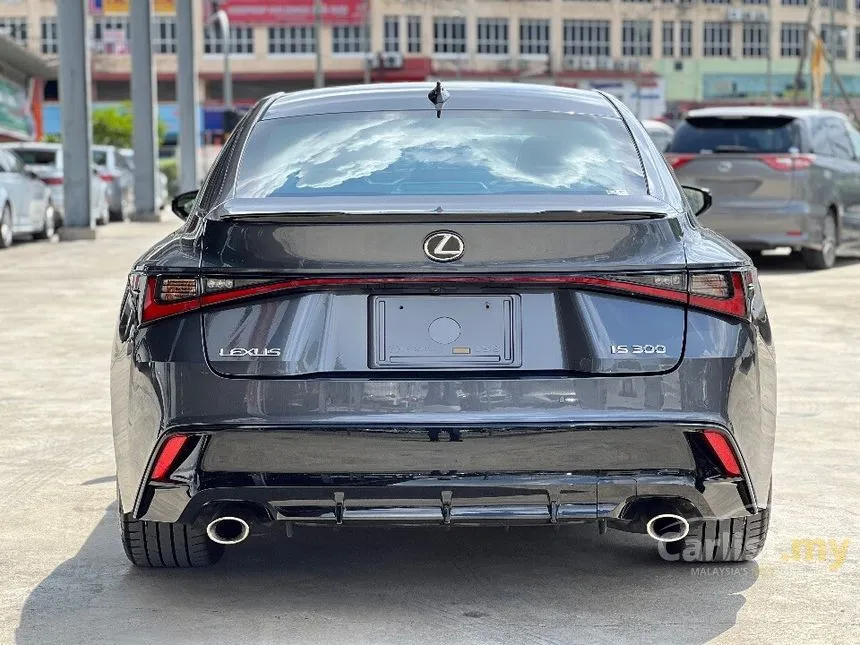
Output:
[
  {"xmin": 766, "ymin": 17, "xmax": 773, "ymax": 105},
  {"xmin": 314, "ymin": 0, "xmax": 324, "ymax": 88},
  {"xmin": 363, "ymin": 0, "xmax": 371, "ymax": 84},
  {"xmin": 177, "ymin": 0, "xmax": 200, "ymax": 191},
  {"xmin": 829, "ymin": 2, "xmax": 835, "ymax": 105}
]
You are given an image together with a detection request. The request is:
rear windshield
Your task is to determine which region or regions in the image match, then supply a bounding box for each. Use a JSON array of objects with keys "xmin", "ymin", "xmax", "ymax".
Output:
[
  {"xmin": 13, "ymin": 148, "xmax": 58, "ymax": 166},
  {"xmin": 92, "ymin": 150, "xmax": 108, "ymax": 166},
  {"xmin": 236, "ymin": 111, "xmax": 646, "ymax": 198},
  {"xmin": 668, "ymin": 116, "xmax": 801, "ymax": 154}
]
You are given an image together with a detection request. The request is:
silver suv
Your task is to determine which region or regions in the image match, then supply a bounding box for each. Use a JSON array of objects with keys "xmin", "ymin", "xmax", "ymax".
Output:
[{"xmin": 667, "ymin": 106, "xmax": 860, "ymax": 269}]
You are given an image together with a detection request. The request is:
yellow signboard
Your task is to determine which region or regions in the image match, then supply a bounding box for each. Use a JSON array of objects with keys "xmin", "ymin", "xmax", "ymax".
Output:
[{"xmin": 102, "ymin": 0, "xmax": 175, "ymax": 15}]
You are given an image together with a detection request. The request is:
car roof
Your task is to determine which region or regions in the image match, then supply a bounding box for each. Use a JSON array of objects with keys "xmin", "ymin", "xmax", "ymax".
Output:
[
  {"xmin": 92, "ymin": 145, "xmax": 114, "ymax": 152},
  {"xmin": 262, "ymin": 82, "xmax": 619, "ymax": 120},
  {"xmin": 685, "ymin": 106, "xmax": 847, "ymax": 120},
  {"xmin": 0, "ymin": 142, "xmax": 61, "ymax": 150},
  {"xmin": 642, "ymin": 119, "xmax": 674, "ymax": 133}
]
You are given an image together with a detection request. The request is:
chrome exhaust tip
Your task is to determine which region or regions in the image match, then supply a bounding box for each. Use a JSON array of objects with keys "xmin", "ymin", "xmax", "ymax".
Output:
[
  {"xmin": 206, "ymin": 516, "xmax": 251, "ymax": 545},
  {"xmin": 645, "ymin": 513, "xmax": 690, "ymax": 543}
]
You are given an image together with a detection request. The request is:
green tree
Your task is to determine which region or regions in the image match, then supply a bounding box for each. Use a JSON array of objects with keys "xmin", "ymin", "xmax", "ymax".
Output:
[{"xmin": 91, "ymin": 103, "xmax": 168, "ymax": 148}]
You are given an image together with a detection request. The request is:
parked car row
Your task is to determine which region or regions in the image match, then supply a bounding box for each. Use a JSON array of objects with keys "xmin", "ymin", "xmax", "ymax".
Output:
[
  {"xmin": 657, "ymin": 106, "xmax": 860, "ymax": 270},
  {"xmin": 0, "ymin": 142, "xmax": 169, "ymax": 250}
]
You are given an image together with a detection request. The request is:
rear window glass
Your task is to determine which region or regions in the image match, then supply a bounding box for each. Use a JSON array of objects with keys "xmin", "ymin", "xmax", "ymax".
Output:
[
  {"xmin": 13, "ymin": 148, "xmax": 58, "ymax": 166},
  {"xmin": 668, "ymin": 116, "xmax": 801, "ymax": 154},
  {"xmin": 236, "ymin": 111, "xmax": 646, "ymax": 198},
  {"xmin": 92, "ymin": 150, "xmax": 108, "ymax": 166}
]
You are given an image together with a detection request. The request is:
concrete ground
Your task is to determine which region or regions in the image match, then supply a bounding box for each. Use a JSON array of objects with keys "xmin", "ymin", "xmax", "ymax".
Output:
[{"xmin": 0, "ymin": 221, "xmax": 857, "ymax": 644}]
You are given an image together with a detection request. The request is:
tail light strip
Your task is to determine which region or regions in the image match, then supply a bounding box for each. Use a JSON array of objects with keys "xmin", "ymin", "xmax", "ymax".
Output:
[
  {"xmin": 666, "ymin": 153, "xmax": 814, "ymax": 172},
  {"xmin": 140, "ymin": 271, "xmax": 752, "ymax": 325}
]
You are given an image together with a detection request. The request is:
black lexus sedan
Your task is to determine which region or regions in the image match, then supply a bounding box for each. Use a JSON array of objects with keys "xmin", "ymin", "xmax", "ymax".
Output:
[{"xmin": 111, "ymin": 82, "xmax": 776, "ymax": 568}]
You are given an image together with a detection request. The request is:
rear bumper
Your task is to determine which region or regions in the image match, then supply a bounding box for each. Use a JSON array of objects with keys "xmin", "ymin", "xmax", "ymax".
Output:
[
  {"xmin": 135, "ymin": 423, "xmax": 759, "ymax": 528},
  {"xmin": 698, "ymin": 200, "xmax": 824, "ymax": 250}
]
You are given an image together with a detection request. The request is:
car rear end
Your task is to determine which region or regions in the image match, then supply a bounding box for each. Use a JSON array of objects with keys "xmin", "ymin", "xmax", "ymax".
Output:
[
  {"xmin": 9, "ymin": 146, "xmax": 64, "ymax": 217},
  {"xmin": 667, "ymin": 111, "xmax": 816, "ymax": 251},
  {"xmin": 112, "ymin": 88, "xmax": 775, "ymax": 564},
  {"xmin": 93, "ymin": 147, "xmax": 122, "ymax": 213}
]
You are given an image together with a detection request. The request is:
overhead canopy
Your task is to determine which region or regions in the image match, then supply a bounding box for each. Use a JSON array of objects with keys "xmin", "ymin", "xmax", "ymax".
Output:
[{"xmin": 0, "ymin": 34, "xmax": 56, "ymax": 85}]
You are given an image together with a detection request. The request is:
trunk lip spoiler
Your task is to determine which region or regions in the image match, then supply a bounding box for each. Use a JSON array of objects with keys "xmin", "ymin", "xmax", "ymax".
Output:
[{"xmin": 215, "ymin": 210, "xmax": 670, "ymax": 223}]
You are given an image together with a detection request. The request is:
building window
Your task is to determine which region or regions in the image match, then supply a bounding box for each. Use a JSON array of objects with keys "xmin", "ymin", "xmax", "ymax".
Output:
[
  {"xmin": 622, "ymin": 0, "xmax": 652, "ymax": 3},
  {"xmin": 92, "ymin": 17, "xmax": 130, "ymax": 54},
  {"xmin": 434, "ymin": 17, "xmax": 466, "ymax": 54},
  {"xmin": 743, "ymin": 0, "xmax": 769, "ymax": 4},
  {"xmin": 563, "ymin": 20, "xmax": 610, "ymax": 57},
  {"xmin": 703, "ymin": 21, "xmax": 731, "ymax": 57},
  {"xmin": 331, "ymin": 25, "xmax": 367, "ymax": 54},
  {"xmin": 780, "ymin": 22, "xmax": 806, "ymax": 57},
  {"xmin": 820, "ymin": 0, "xmax": 845, "ymax": 8},
  {"xmin": 152, "ymin": 17, "xmax": 176, "ymax": 54},
  {"xmin": 856, "ymin": 27, "xmax": 860, "ymax": 59},
  {"xmin": 742, "ymin": 23, "xmax": 769, "ymax": 57},
  {"xmin": 40, "ymin": 18, "xmax": 57, "ymax": 55},
  {"xmin": 0, "ymin": 17, "xmax": 27, "ymax": 47},
  {"xmin": 268, "ymin": 26, "xmax": 315, "ymax": 55},
  {"xmin": 821, "ymin": 23, "xmax": 848, "ymax": 59},
  {"xmin": 476, "ymin": 18, "xmax": 508, "ymax": 55},
  {"xmin": 204, "ymin": 25, "xmax": 254, "ymax": 55},
  {"xmin": 383, "ymin": 16, "xmax": 400, "ymax": 53},
  {"xmin": 520, "ymin": 19, "xmax": 550, "ymax": 56},
  {"xmin": 781, "ymin": 0, "xmax": 807, "ymax": 5},
  {"xmin": 622, "ymin": 21, "xmax": 652, "ymax": 57},
  {"xmin": 703, "ymin": 0, "xmax": 730, "ymax": 3},
  {"xmin": 407, "ymin": 16, "xmax": 421, "ymax": 53},
  {"xmin": 680, "ymin": 21, "xmax": 692, "ymax": 57},
  {"xmin": 662, "ymin": 21, "xmax": 674, "ymax": 57}
]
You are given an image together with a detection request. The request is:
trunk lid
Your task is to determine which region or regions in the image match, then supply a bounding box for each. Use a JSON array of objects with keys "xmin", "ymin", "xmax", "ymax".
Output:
[{"xmin": 198, "ymin": 196, "xmax": 689, "ymax": 379}]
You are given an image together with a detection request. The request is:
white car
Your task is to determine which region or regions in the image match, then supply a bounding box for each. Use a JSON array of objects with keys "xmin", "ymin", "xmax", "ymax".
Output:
[
  {"xmin": 641, "ymin": 119, "xmax": 675, "ymax": 152},
  {"xmin": 0, "ymin": 143, "xmax": 110, "ymax": 227},
  {"xmin": 0, "ymin": 148, "xmax": 56, "ymax": 248}
]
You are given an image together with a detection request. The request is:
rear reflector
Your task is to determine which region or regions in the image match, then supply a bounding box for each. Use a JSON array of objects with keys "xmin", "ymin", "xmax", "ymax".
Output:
[
  {"xmin": 42, "ymin": 177, "xmax": 63, "ymax": 185},
  {"xmin": 150, "ymin": 435, "xmax": 190, "ymax": 482},
  {"xmin": 140, "ymin": 270, "xmax": 751, "ymax": 325},
  {"xmin": 702, "ymin": 430, "xmax": 742, "ymax": 477}
]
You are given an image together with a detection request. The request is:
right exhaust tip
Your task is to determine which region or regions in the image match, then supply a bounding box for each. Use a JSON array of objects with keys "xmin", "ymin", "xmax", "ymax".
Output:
[
  {"xmin": 206, "ymin": 516, "xmax": 251, "ymax": 545},
  {"xmin": 646, "ymin": 513, "xmax": 690, "ymax": 543}
]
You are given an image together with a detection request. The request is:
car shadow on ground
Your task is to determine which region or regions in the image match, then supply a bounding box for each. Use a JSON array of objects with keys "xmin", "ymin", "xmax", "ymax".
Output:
[
  {"xmin": 16, "ymin": 503, "xmax": 758, "ymax": 644},
  {"xmin": 752, "ymin": 253, "xmax": 860, "ymax": 275}
]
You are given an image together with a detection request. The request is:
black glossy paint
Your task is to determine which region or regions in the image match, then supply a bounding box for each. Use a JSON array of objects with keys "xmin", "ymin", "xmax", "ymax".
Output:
[{"xmin": 111, "ymin": 83, "xmax": 776, "ymax": 539}]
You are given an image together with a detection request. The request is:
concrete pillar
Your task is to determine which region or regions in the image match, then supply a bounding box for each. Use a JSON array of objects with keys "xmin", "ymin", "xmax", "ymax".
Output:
[
  {"xmin": 177, "ymin": 0, "xmax": 201, "ymax": 192},
  {"xmin": 130, "ymin": 0, "xmax": 159, "ymax": 220},
  {"xmin": 57, "ymin": 0, "xmax": 95, "ymax": 240}
]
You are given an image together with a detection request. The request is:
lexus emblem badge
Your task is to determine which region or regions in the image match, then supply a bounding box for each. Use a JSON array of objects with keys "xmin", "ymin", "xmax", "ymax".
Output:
[
  {"xmin": 423, "ymin": 231, "xmax": 465, "ymax": 262},
  {"xmin": 717, "ymin": 161, "xmax": 733, "ymax": 173}
]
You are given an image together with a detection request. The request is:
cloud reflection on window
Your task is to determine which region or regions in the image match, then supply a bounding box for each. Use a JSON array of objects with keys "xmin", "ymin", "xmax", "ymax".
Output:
[{"xmin": 236, "ymin": 112, "xmax": 646, "ymax": 198}]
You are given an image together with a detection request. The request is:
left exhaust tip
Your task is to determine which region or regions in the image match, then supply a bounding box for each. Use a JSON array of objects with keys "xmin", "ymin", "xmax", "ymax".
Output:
[{"xmin": 206, "ymin": 516, "xmax": 250, "ymax": 545}]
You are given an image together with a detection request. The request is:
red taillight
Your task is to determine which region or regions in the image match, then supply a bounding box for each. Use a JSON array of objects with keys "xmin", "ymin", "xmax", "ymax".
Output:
[
  {"xmin": 688, "ymin": 271, "xmax": 751, "ymax": 319},
  {"xmin": 665, "ymin": 153, "xmax": 695, "ymax": 170},
  {"xmin": 140, "ymin": 270, "xmax": 751, "ymax": 325},
  {"xmin": 42, "ymin": 177, "xmax": 63, "ymax": 185},
  {"xmin": 99, "ymin": 172, "xmax": 118, "ymax": 182},
  {"xmin": 758, "ymin": 153, "xmax": 815, "ymax": 172},
  {"xmin": 150, "ymin": 435, "xmax": 191, "ymax": 482},
  {"xmin": 702, "ymin": 429, "xmax": 743, "ymax": 477}
]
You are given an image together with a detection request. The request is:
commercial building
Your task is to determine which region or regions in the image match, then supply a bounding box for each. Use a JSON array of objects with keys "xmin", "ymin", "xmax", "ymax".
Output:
[{"xmin": 2, "ymin": 0, "xmax": 859, "ymax": 125}]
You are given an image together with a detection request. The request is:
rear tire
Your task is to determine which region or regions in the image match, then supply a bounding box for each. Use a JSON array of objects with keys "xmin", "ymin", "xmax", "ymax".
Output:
[
  {"xmin": 663, "ymin": 508, "xmax": 770, "ymax": 562},
  {"xmin": 118, "ymin": 489, "xmax": 223, "ymax": 568},
  {"xmin": 801, "ymin": 213, "xmax": 838, "ymax": 270},
  {"xmin": 0, "ymin": 204, "xmax": 12, "ymax": 249}
]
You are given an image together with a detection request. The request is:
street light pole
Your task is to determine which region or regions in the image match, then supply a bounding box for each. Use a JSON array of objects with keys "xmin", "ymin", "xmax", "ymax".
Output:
[
  {"xmin": 314, "ymin": 0, "xmax": 324, "ymax": 87},
  {"xmin": 209, "ymin": 2, "xmax": 232, "ymax": 110}
]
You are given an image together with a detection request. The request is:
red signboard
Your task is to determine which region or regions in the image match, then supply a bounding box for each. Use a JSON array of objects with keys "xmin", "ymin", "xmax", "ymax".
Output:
[{"xmin": 218, "ymin": 0, "xmax": 367, "ymax": 26}]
